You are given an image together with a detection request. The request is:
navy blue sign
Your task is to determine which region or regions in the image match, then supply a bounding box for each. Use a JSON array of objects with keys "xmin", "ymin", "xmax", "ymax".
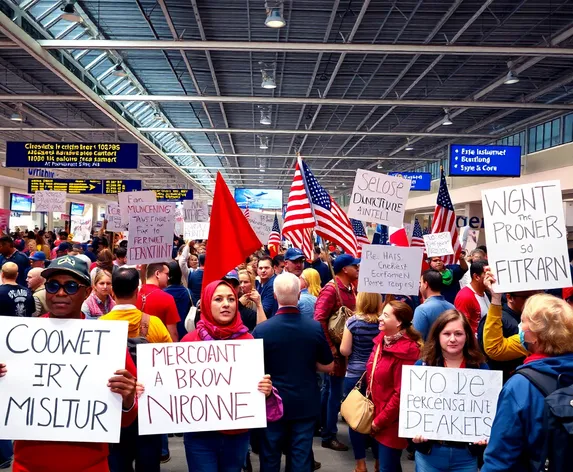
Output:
[
  {"xmin": 28, "ymin": 179, "xmax": 102, "ymax": 194},
  {"xmin": 7, "ymin": 141, "xmax": 138, "ymax": 169},
  {"xmin": 103, "ymin": 180, "xmax": 142, "ymax": 194},
  {"xmin": 151, "ymin": 189, "xmax": 194, "ymax": 201},
  {"xmin": 388, "ymin": 172, "xmax": 432, "ymax": 191},
  {"xmin": 449, "ymin": 144, "xmax": 521, "ymax": 177}
]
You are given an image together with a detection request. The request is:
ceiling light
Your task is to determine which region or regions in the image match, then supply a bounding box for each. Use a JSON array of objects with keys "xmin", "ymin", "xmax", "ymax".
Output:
[
  {"xmin": 261, "ymin": 71, "xmax": 276, "ymax": 89},
  {"xmin": 442, "ymin": 112, "xmax": 453, "ymax": 126},
  {"xmin": 260, "ymin": 109, "xmax": 272, "ymax": 125},
  {"xmin": 265, "ymin": 7, "xmax": 286, "ymax": 28},
  {"xmin": 504, "ymin": 70, "xmax": 520, "ymax": 85},
  {"xmin": 259, "ymin": 136, "xmax": 269, "ymax": 150},
  {"xmin": 405, "ymin": 139, "xmax": 414, "ymax": 151},
  {"xmin": 60, "ymin": 2, "xmax": 82, "ymax": 22},
  {"xmin": 10, "ymin": 111, "xmax": 24, "ymax": 122},
  {"xmin": 259, "ymin": 168, "xmax": 266, "ymax": 173},
  {"xmin": 112, "ymin": 64, "xmax": 127, "ymax": 77}
]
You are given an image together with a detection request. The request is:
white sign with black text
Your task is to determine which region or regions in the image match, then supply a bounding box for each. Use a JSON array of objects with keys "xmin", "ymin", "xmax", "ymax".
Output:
[
  {"xmin": 183, "ymin": 200, "xmax": 209, "ymax": 223},
  {"xmin": 423, "ymin": 232, "xmax": 454, "ymax": 258},
  {"xmin": 34, "ymin": 191, "xmax": 67, "ymax": 213}
]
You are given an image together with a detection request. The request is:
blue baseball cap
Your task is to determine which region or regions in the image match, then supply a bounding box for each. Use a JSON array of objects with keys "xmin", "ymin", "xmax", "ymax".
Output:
[
  {"xmin": 223, "ymin": 269, "xmax": 239, "ymax": 282},
  {"xmin": 29, "ymin": 252, "xmax": 47, "ymax": 262},
  {"xmin": 333, "ymin": 254, "xmax": 360, "ymax": 274},
  {"xmin": 284, "ymin": 247, "xmax": 305, "ymax": 261}
]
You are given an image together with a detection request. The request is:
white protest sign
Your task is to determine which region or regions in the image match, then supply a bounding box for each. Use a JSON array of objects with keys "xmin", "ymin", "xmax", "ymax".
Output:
[
  {"xmin": 481, "ymin": 180, "xmax": 571, "ymax": 292},
  {"xmin": 0, "ymin": 317, "xmax": 128, "ymax": 442},
  {"xmin": 348, "ymin": 169, "xmax": 411, "ymax": 227},
  {"xmin": 137, "ymin": 340, "xmax": 267, "ymax": 435},
  {"xmin": 174, "ymin": 206, "xmax": 185, "ymax": 237},
  {"xmin": 460, "ymin": 226, "xmax": 479, "ymax": 252},
  {"xmin": 184, "ymin": 222, "xmax": 210, "ymax": 241},
  {"xmin": 399, "ymin": 365, "xmax": 503, "ymax": 442},
  {"xmin": 106, "ymin": 203, "xmax": 127, "ymax": 232},
  {"xmin": 127, "ymin": 203, "xmax": 176, "ymax": 264},
  {"xmin": 183, "ymin": 200, "xmax": 209, "ymax": 222},
  {"xmin": 34, "ymin": 191, "xmax": 67, "ymax": 212},
  {"xmin": 70, "ymin": 215, "xmax": 92, "ymax": 243},
  {"xmin": 118, "ymin": 190, "xmax": 157, "ymax": 225},
  {"xmin": 423, "ymin": 232, "xmax": 454, "ymax": 258},
  {"xmin": 248, "ymin": 211, "xmax": 280, "ymax": 244},
  {"xmin": 358, "ymin": 244, "xmax": 423, "ymax": 295}
]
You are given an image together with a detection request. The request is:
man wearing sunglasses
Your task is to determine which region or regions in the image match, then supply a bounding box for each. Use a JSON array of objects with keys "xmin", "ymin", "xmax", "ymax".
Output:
[{"xmin": 0, "ymin": 255, "xmax": 138, "ymax": 472}]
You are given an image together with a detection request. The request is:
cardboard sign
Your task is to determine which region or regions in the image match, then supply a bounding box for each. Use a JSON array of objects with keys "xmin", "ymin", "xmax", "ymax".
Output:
[
  {"xmin": 0, "ymin": 208, "xmax": 10, "ymax": 232},
  {"xmin": 137, "ymin": 340, "xmax": 267, "ymax": 435},
  {"xmin": 481, "ymin": 180, "xmax": 571, "ymax": 292},
  {"xmin": 34, "ymin": 191, "xmax": 67, "ymax": 212},
  {"xmin": 358, "ymin": 244, "xmax": 424, "ymax": 295},
  {"xmin": 70, "ymin": 215, "xmax": 92, "ymax": 243},
  {"xmin": 348, "ymin": 169, "xmax": 411, "ymax": 227},
  {"xmin": 127, "ymin": 203, "xmax": 176, "ymax": 264},
  {"xmin": 118, "ymin": 190, "xmax": 157, "ymax": 225},
  {"xmin": 184, "ymin": 222, "xmax": 210, "ymax": 241},
  {"xmin": 183, "ymin": 200, "xmax": 209, "ymax": 222},
  {"xmin": 0, "ymin": 317, "xmax": 128, "ymax": 443},
  {"xmin": 399, "ymin": 365, "xmax": 503, "ymax": 442},
  {"xmin": 248, "ymin": 211, "xmax": 280, "ymax": 244},
  {"xmin": 106, "ymin": 203, "xmax": 127, "ymax": 232},
  {"xmin": 423, "ymin": 232, "xmax": 454, "ymax": 258}
]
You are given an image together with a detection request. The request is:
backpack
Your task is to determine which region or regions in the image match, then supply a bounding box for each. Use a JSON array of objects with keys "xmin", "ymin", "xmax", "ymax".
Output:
[
  {"xmin": 127, "ymin": 312, "xmax": 150, "ymax": 365},
  {"xmin": 518, "ymin": 367, "xmax": 573, "ymax": 472}
]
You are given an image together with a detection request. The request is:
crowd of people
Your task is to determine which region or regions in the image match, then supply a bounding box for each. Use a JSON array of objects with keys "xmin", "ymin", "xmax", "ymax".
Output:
[{"xmin": 1, "ymin": 226, "xmax": 573, "ymax": 472}]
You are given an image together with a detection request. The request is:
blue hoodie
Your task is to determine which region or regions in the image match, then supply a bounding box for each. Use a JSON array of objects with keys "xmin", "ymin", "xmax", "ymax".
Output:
[{"xmin": 482, "ymin": 353, "xmax": 573, "ymax": 472}]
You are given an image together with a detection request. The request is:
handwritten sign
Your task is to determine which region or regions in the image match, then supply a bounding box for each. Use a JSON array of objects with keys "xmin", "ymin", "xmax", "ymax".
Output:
[
  {"xmin": 118, "ymin": 190, "xmax": 156, "ymax": 225},
  {"xmin": 127, "ymin": 203, "xmax": 175, "ymax": 264},
  {"xmin": 183, "ymin": 200, "xmax": 209, "ymax": 222},
  {"xmin": 348, "ymin": 169, "xmax": 411, "ymax": 227},
  {"xmin": 481, "ymin": 180, "xmax": 571, "ymax": 292},
  {"xmin": 358, "ymin": 244, "xmax": 423, "ymax": 295},
  {"xmin": 248, "ymin": 211, "xmax": 279, "ymax": 244},
  {"xmin": 106, "ymin": 203, "xmax": 127, "ymax": 232},
  {"xmin": 34, "ymin": 191, "xmax": 67, "ymax": 212},
  {"xmin": 399, "ymin": 365, "xmax": 502, "ymax": 442},
  {"xmin": 423, "ymin": 232, "xmax": 454, "ymax": 258},
  {"xmin": 0, "ymin": 317, "xmax": 128, "ymax": 442},
  {"xmin": 0, "ymin": 209, "xmax": 10, "ymax": 232},
  {"xmin": 137, "ymin": 340, "xmax": 267, "ymax": 435},
  {"xmin": 70, "ymin": 214, "xmax": 92, "ymax": 243},
  {"xmin": 184, "ymin": 222, "xmax": 210, "ymax": 241},
  {"xmin": 174, "ymin": 207, "xmax": 185, "ymax": 237}
]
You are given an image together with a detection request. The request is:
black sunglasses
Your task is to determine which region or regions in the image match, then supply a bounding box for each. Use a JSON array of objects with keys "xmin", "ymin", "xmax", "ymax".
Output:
[{"xmin": 45, "ymin": 280, "xmax": 87, "ymax": 295}]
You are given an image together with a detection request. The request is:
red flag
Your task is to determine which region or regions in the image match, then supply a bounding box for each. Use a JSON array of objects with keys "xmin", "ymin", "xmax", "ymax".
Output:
[
  {"xmin": 389, "ymin": 226, "xmax": 410, "ymax": 247},
  {"xmin": 202, "ymin": 173, "xmax": 262, "ymax": 294}
]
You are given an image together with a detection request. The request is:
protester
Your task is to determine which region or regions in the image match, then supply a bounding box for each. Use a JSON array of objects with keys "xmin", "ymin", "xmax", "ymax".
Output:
[
  {"xmin": 81, "ymin": 268, "xmax": 115, "ymax": 320},
  {"xmin": 481, "ymin": 291, "xmax": 573, "ymax": 471},
  {"xmin": 164, "ymin": 261, "xmax": 193, "ymax": 340},
  {"xmin": 137, "ymin": 262, "xmax": 180, "ymax": 342},
  {"xmin": 0, "ymin": 235, "xmax": 31, "ymax": 286},
  {"xmin": 427, "ymin": 252, "xmax": 468, "ymax": 304},
  {"xmin": 413, "ymin": 269, "xmax": 455, "ymax": 340},
  {"xmin": 310, "ymin": 246, "xmax": 332, "ymax": 287},
  {"xmin": 454, "ymin": 260, "xmax": 490, "ymax": 334},
  {"xmin": 315, "ymin": 253, "xmax": 359, "ymax": 452},
  {"xmin": 224, "ymin": 269, "xmax": 266, "ymax": 332},
  {"xmin": 181, "ymin": 280, "xmax": 273, "ymax": 470},
  {"xmin": 411, "ymin": 310, "xmax": 488, "ymax": 472},
  {"xmin": 340, "ymin": 292, "xmax": 383, "ymax": 472},
  {"xmin": 28, "ymin": 251, "xmax": 47, "ymax": 271},
  {"xmin": 238, "ymin": 268, "xmax": 258, "ymax": 311},
  {"xmin": 55, "ymin": 241, "xmax": 72, "ymax": 258},
  {"xmin": 34, "ymin": 231, "xmax": 51, "ymax": 259},
  {"xmin": 84, "ymin": 243, "xmax": 97, "ymax": 262},
  {"xmin": 188, "ymin": 253, "xmax": 205, "ymax": 305},
  {"xmin": 1, "ymin": 256, "xmax": 137, "ymax": 472},
  {"xmin": 26, "ymin": 267, "xmax": 48, "ymax": 316},
  {"xmin": 272, "ymin": 254, "xmax": 285, "ymax": 275},
  {"xmin": 90, "ymin": 248, "xmax": 115, "ymax": 278},
  {"xmin": 0, "ymin": 262, "xmax": 35, "ymax": 317},
  {"xmin": 298, "ymin": 268, "xmax": 320, "ymax": 319},
  {"xmin": 257, "ymin": 255, "xmax": 278, "ymax": 318},
  {"xmin": 459, "ymin": 248, "xmax": 487, "ymax": 288},
  {"xmin": 113, "ymin": 246, "xmax": 128, "ymax": 267},
  {"xmin": 284, "ymin": 247, "xmax": 306, "ymax": 277},
  {"xmin": 49, "ymin": 230, "xmax": 68, "ymax": 258}
]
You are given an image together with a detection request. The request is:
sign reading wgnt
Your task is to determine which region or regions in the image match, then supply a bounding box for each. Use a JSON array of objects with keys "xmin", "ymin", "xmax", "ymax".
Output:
[
  {"xmin": 28, "ymin": 179, "xmax": 142, "ymax": 195},
  {"xmin": 6, "ymin": 142, "xmax": 138, "ymax": 169},
  {"xmin": 151, "ymin": 189, "xmax": 194, "ymax": 201}
]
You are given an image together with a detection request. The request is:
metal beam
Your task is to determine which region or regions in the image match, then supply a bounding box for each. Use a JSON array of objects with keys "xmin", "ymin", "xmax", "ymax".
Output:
[
  {"xmin": 35, "ymin": 40, "xmax": 573, "ymax": 57},
  {"xmin": 160, "ymin": 152, "xmax": 435, "ymax": 161}
]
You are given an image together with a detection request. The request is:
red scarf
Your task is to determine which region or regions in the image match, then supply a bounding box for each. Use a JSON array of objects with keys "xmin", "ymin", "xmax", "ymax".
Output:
[{"xmin": 523, "ymin": 353, "xmax": 550, "ymax": 365}]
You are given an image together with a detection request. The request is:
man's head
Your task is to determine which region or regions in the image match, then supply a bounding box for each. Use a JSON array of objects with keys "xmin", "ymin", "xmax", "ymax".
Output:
[
  {"xmin": 273, "ymin": 272, "xmax": 300, "ymax": 307},
  {"xmin": 56, "ymin": 242, "xmax": 72, "ymax": 257},
  {"xmin": 506, "ymin": 290, "xmax": 542, "ymax": 314},
  {"xmin": 41, "ymin": 256, "xmax": 92, "ymax": 318},
  {"xmin": 428, "ymin": 256, "xmax": 445, "ymax": 272},
  {"xmin": 284, "ymin": 248, "xmax": 305, "ymax": 277},
  {"xmin": 112, "ymin": 267, "xmax": 140, "ymax": 303},
  {"xmin": 0, "ymin": 236, "xmax": 15, "ymax": 257},
  {"xmin": 58, "ymin": 231, "xmax": 68, "ymax": 241},
  {"xmin": 258, "ymin": 256, "xmax": 274, "ymax": 283},
  {"xmin": 469, "ymin": 260, "xmax": 489, "ymax": 293},
  {"xmin": 468, "ymin": 248, "xmax": 487, "ymax": 263},
  {"xmin": 29, "ymin": 251, "xmax": 47, "ymax": 268},
  {"xmin": 420, "ymin": 269, "xmax": 443, "ymax": 299},
  {"xmin": 222, "ymin": 270, "xmax": 240, "ymax": 291},
  {"xmin": 1, "ymin": 262, "xmax": 18, "ymax": 283},
  {"xmin": 272, "ymin": 255, "xmax": 284, "ymax": 275},
  {"xmin": 146, "ymin": 262, "xmax": 169, "ymax": 289},
  {"xmin": 27, "ymin": 267, "xmax": 45, "ymax": 291},
  {"xmin": 198, "ymin": 253, "xmax": 206, "ymax": 268},
  {"xmin": 333, "ymin": 254, "xmax": 360, "ymax": 283},
  {"xmin": 114, "ymin": 246, "xmax": 127, "ymax": 266}
]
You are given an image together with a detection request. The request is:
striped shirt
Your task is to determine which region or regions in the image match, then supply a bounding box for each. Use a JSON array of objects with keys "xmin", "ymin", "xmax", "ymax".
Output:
[{"xmin": 345, "ymin": 315, "xmax": 380, "ymax": 378}]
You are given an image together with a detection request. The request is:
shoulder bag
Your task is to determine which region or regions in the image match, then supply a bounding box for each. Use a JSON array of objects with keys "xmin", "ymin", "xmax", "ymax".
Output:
[
  {"xmin": 184, "ymin": 290, "xmax": 197, "ymax": 333},
  {"xmin": 327, "ymin": 280, "xmax": 354, "ymax": 345}
]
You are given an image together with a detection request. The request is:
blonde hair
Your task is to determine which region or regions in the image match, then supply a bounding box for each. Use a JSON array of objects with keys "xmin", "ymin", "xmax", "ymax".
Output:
[
  {"xmin": 522, "ymin": 293, "xmax": 573, "ymax": 355},
  {"xmin": 355, "ymin": 292, "xmax": 382, "ymax": 323},
  {"xmin": 238, "ymin": 268, "xmax": 255, "ymax": 287},
  {"xmin": 301, "ymin": 268, "xmax": 321, "ymax": 297},
  {"xmin": 93, "ymin": 269, "xmax": 112, "ymax": 287}
]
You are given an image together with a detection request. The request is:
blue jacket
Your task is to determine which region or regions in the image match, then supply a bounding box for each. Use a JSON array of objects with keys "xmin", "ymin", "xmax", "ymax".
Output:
[
  {"xmin": 256, "ymin": 274, "xmax": 278, "ymax": 319},
  {"xmin": 482, "ymin": 353, "xmax": 573, "ymax": 472}
]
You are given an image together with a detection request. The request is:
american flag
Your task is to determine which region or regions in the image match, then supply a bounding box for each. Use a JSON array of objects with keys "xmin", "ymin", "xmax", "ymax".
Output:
[
  {"xmin": 431, "ymin": 170, "xmax": 461, "ymax": 265},
  {"xmin": 243, "ymin": 203, "xmax": 250, "ymax": 219},
  {"xmin": 411, "ymin": 218, "xmax": 425, "ymax": 248},
  {"xmin": 282, "ymin": 160, "xmax": 315, "ymax": 259},
  {"xmin": 268, "ymin": 213, "xmax": 281, "ymax": 246},
  {"xmin": 301, "ymin": 159, "xmax": 358, "ymax": 257},
  {"xmin": 350, "ymin": 219, "xmax": 370, "ymax": 257}
]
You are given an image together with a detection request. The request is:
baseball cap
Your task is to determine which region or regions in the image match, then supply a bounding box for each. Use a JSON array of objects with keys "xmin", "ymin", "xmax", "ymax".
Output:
[
  {"xmin": 284, "ymin": 247, "xmax": 305, "ymax": 261},
  {"xmin": 41, "ymin": 255, "xmax": 91, "ymax": 286},
  {"xmin": 57, "ymin": 242, "xmax": 72, "ymax": 252},
  {"xmin": 333, "ymin": 254, "xmax": 360, "ymax": 274},
  {"xmin": 222, "ymin": 270, "xmax": 239, "ymax": 282},
  {"xmin": 29, "ymin": 252, "xmax": 47, "ymax": 262}
]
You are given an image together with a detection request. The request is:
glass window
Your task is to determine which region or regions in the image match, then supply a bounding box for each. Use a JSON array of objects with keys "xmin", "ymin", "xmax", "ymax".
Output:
[
  {"xmin": 543, "ymin": 122, "xmax": 552, "ymax": 149},
  {"xmin": 529, "ymin": 127, "xmax": 536, "ymax": 152},
  {"xmin": 551, "ymin": 119, "xmax": 561, "ymax": 147},
  {"xmin": 565, "ymin": 114, "xmax": 573, "ymax": 143}
]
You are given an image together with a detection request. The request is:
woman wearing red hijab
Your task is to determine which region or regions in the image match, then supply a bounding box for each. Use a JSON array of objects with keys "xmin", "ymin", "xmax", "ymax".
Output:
[{"xmin": 181, "ymin": 280, "xmax": 273, "ymax": 471}]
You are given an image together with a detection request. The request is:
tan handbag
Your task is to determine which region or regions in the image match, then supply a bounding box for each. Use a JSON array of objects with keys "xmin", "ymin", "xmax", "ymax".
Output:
[
  {"xmin": 327, "ymin": 281, "xmax": 354, "ymax": 345},
  {"xmin": 340, "ymin": 344, "xmax": 381, "ymax": 434}
]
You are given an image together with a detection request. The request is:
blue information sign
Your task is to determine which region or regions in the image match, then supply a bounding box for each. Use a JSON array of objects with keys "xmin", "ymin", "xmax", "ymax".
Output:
[
  {"xmin": 449, "ymin": 144, "xmax": 521, "ymax": 177},
  {"xmin": 388, "ymin": 172, "xmax": 432, "ymax": 191},
  {"xmin": 28, "ymin": 179, "xmax": 142, "ymax": 194},
  {"xmin": 7, "ymin": 141, "xmax": 138, "ymax": 169},
  {"xmin": 152, "ymin": 189, "xmax": 194, "ymax": 201}
]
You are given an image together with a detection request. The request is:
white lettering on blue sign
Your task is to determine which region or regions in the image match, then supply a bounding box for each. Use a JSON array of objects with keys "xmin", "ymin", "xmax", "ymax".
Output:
[{"xmin": 28, "ymin": 169, "xmax": 55, "ymax": 178}]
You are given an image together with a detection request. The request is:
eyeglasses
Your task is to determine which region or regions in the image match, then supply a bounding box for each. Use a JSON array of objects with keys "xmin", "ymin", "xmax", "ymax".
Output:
[{"xmin": 45, "ymin": 280, "xmax": 87, "ymax": 295}]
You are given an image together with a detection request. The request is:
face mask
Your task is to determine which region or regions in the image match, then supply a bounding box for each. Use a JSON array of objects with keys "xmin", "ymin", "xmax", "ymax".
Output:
[
  {"xmin": 441, "ymin": 268, "xmax": 453, "ymax": 286},
  {"xmin": 518, "ymin": 322, "xmax": 533, "ymax": 352}
]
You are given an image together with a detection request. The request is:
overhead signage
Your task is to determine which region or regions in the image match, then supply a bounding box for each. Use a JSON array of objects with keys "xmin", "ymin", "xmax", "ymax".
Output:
[
  {"xmin": 449, "ymin": 144, "xmax": 521, "ymax": 177},
  {"xmin": 151, "ymin": 189, "xmax": 194, "ymax": 201},
  {"xmin": 103, "ymin": 180, "xmax": 142, "ymax": 194},
  {"xmin": 6, "ymin": 142, "xmax": 138, "ymax": 169},
  {"xmin": 388, "ymin": 172, "xmax": 432, "ymax": 191},
  {"xmin": 27, "ymin": 179, "xmax": 142, "ymax": 195}
]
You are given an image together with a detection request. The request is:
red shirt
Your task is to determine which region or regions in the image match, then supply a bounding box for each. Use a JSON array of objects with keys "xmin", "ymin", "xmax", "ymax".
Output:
[
  {"xmin": 454, "ymin": 286, "xmax": 481, "ymax": 335},
  {"xmin": 136, "ymin": 284, "xmax": 180, "ymax": 327}
]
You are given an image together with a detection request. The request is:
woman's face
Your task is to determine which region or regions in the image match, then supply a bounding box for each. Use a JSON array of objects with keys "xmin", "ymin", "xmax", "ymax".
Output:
[
  {"xmin": 211, "ymin": 284, "xmax": 237, "ymax": 325},
  {"xmin": 188, "ymin": 254, "xmax": 198, "ymax": 269},
  {"xmin": 439, "ymin": 319, "xmax": 466, "ymax": 357},
  {"xmin": 238, "ymin": 273, "xmax": 252, "ymax": 295},
  {"xmin": 378, "ymin": 305, "xmax": 401, "ymax": 334},
  {"xmin": 27, "ymin": 240, "xmax": 36, "ymax": 252},
  {"xmin": 251, "ymin": 257, "xmax": 259, "ymax": 271},
  {"xmin": 94, "ymin": 274, "xmax": 112, "ymax": 298}
]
